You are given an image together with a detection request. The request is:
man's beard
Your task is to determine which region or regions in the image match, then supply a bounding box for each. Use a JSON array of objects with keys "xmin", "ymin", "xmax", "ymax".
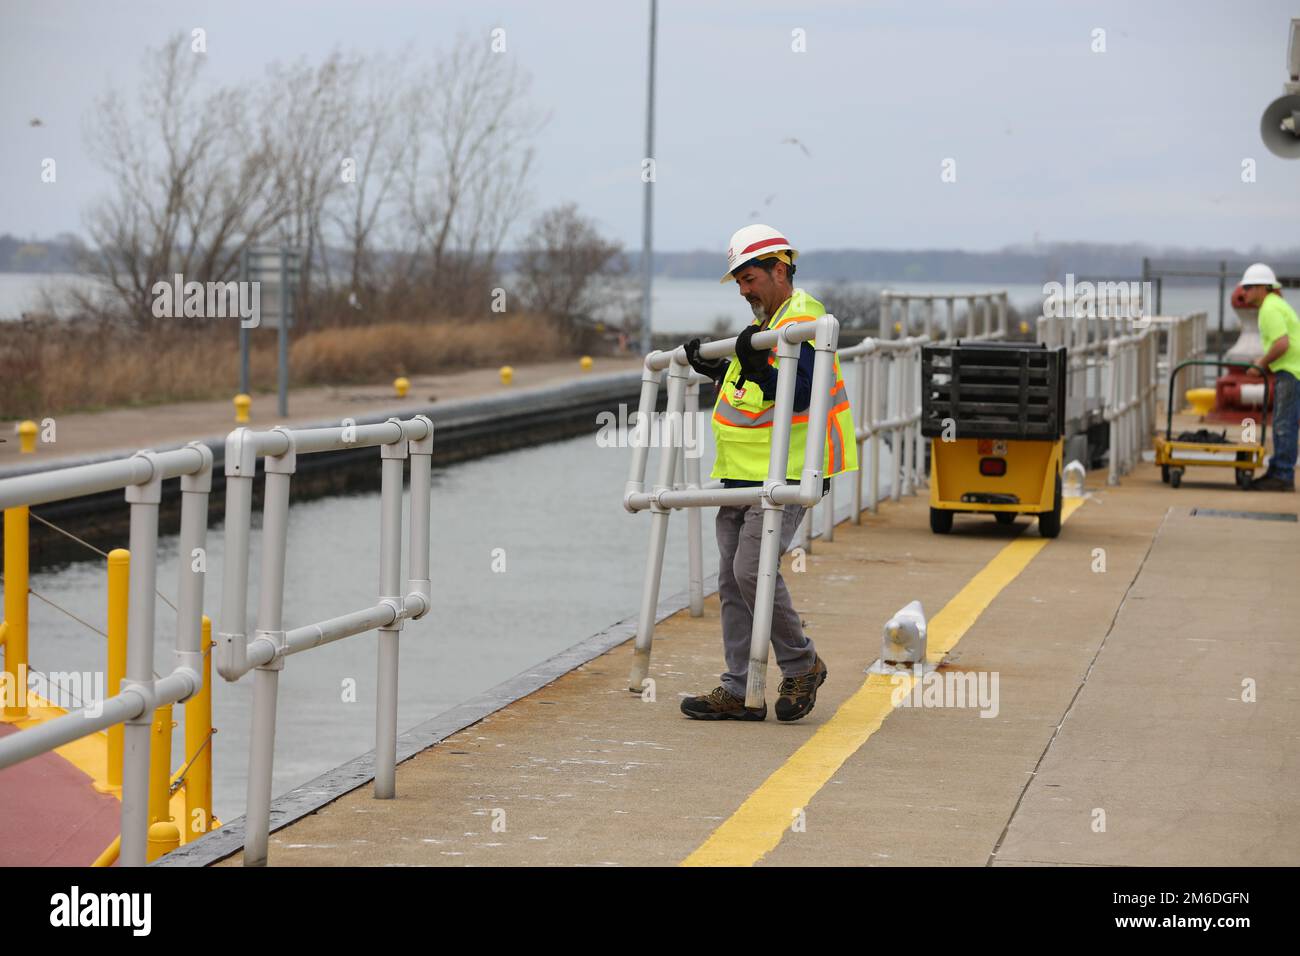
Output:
[{"xmin": 749, "ymin": 299, "xmax": 767, "ymax": 322}]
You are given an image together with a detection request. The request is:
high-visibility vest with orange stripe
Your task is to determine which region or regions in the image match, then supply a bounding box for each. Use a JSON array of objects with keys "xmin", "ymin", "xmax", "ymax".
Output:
[{"xmin": 710, "ymin": 288, "xmax": 858, "ymax": 482}]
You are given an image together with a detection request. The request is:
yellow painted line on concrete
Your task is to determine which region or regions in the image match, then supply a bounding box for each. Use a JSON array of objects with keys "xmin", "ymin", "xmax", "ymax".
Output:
[{"xmin": 682, "ymin": 498, "xmax": 1084, "ymax": 867}]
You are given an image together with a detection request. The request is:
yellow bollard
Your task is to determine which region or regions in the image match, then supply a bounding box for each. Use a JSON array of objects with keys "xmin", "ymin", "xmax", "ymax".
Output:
[
  {"xmin": 1, "ymin": 506, "xmax": 29, "ymax": 722},
  {"xmin": 233, "ymin": 394, "xmax": 251, "ymax": 424},
  {"xmin": 147, "ymin": 821, "xmax": 180, "ymax": 863},
  {"xmin": 184, "ymin": 616, "xmax": 214, "ymax": 838},
  {"xmin": 500, "ymin": 365, "xmax": 514, "ymax": 385},
  {"xmin": 94, "ymin": 549, "xmax": 129, "ymax": 792},
  {"xmin": 1186, "ymin": 387, "xmax": 1216, "ymax": 418},
  {"xmin": 580, "ymin": 356, "xmax": 593, "ymax": 372},
  {"xmin": 149, "ymin": 702, "xmax": 175, "ymax": 828},
  {"xmin": 393, "ymin": 377, "xmax": 410, "ymax": 398},
  {"xmin": 17, "ymin": 420, "xmax": 37, "ymax": 454}
]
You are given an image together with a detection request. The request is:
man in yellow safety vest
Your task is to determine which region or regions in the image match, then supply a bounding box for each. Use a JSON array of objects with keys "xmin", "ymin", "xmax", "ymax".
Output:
[
  {"xmin": 679, "ymin": 224, "xmax": 857, "ymax": 722},
  {"xmin": 1242, "ymin": 262, "xmax": 1299, "ymax": 492}
]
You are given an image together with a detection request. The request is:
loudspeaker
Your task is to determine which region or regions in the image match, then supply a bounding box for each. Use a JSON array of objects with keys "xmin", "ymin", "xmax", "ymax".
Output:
[{"xmin": 1260, "ymin": 93, "xmax": 1300, "ymax": 158}]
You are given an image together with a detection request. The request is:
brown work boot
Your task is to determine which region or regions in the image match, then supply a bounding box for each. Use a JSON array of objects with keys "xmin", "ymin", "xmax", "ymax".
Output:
[
  {"xmin": 1250, "ymin": 474, "xmax": 1295, "ymax": 492},
  {"xmin": 775, "ymin": 655, "xmax": 828, "ymax": 722},
  {"xmin": 680, "ymin": 685, "xmax": 766, "ymax": 721}
]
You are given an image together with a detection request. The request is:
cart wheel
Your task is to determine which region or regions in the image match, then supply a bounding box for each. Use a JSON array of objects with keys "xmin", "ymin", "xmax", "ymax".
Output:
[
  {"xmin": 1039, "ymin": 472, "xmax": 1063, "ymax": 539},
  {"xmin": 995, "ymin": 512, "xmax": 1015, "ymax": 525},
  {"xmin": 1161, "ymin": 465, "xmax": 1170, "ymax": 484},
  {"xmin": 1236, "ymin": 469, "xmax": 1253, "ymax": 489},
  {"xmin": 1169, "ymin": 468, "xmax": 1182, "ymax": 488},
  {"xmin": 930, "ymin": 508, "xmax": 953, "ymax": 534}
]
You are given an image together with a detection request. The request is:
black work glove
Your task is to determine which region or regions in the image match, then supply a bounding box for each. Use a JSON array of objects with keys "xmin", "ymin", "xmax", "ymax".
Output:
[
  {"xmin": 734, "ymin": 324, "xmax": 771, "ymax": 380},
  {"xmin": 684, "ymin": 338, "xmax": 728, "ymax": 384}
]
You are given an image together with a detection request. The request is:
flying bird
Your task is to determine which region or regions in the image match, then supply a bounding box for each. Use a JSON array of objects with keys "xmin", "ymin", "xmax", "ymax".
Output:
[
  {"xmin": 29, "ymin": 117, "xmax": 43, "ymax": 127},
  {"xmin": 780, "ymin": 137, "xmax": 811, "ymax": 157}
]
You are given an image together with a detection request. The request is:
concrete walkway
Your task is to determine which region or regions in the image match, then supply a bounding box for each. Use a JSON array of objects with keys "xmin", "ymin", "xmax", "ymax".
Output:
[{"xmin": 209, "ymin": 455, "xmax": 1299, "ymax": 867}]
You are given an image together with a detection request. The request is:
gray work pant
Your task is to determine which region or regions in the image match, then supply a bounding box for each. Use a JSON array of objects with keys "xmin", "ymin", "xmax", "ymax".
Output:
[{"xmin": 716, "ymin": 503, "xmax": 815, "ymax": 698}]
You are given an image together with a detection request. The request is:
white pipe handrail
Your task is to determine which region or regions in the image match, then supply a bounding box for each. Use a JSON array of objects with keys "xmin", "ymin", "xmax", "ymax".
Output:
[
  {"xmin": 1103, "ymin": 327, "xmax": 1160, "ymax": 484},
  {"xmin": 624, "ymin": 316, "xmax": 843, "ymax": 708},
  {"xmin": 626, "ymin": 317, "xmax": 935, "ymax": 706},
  {"xmin": 879, "ymin": 289, "xmax": 1009, "ymax": 343},
  {"xmin": 216, "ymin": 414, "xmax": 434, "ymax": 867},
  {"xmin": 0, "ymin": 442, "xmax": 214, "ymax": 868}
]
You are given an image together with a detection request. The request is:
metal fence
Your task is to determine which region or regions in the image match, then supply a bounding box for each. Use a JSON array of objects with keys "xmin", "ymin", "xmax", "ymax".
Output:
[
  {"xmin": 879, "ymin": 289, "xmax": 1009, "ymax": 342},
  {"xmin": 806, "ymin": 287, "xmax": 1010, "ymax": 545},
  {"xmin": 1036, "ymin": 311, "xmax": 1206, "ymax": 483},
  {"xmin": 215, "ymin": 415, "xmax": 434, "ymax": 866},
  {"xmin": 812, "ymin": 337, "xmax": 926, "ymax": 547},
  {"xmin": 0, "ymin": 443, "xmax": 215, "ymax": 866},
  {"xmin": 0, "ymin": 414, "xmax": 435, "ymax": 868}
]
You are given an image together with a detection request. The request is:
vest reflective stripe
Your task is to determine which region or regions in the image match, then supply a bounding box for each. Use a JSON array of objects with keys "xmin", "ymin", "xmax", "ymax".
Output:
[
  {"xmin": 710, "ymin": 289, "xmax": 859, "ymax": 482},
  {"xmin": 828, "ymin": 410, "xmax": 846, "ymax": 474},
  {"xmin": 712, "ymin": 380, "xmax": 849, "ymax": 431},
  {"xmin": 714, "ymin": 393, "xmax": 776, "ymax": 428}
]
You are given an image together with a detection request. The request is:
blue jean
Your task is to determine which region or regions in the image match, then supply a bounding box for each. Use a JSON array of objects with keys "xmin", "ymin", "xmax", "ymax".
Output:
[{"xmin": 1268, "ymin": 370, "xmax": 1298, "ymax": 482}]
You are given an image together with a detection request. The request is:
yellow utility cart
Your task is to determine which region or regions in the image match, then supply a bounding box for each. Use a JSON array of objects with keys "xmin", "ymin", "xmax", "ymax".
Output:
[
  {"xmin": 1153, "ymin": 359, "xmax": 1269, "ymax": 490},
  {"xmin": 921, "ymin": 341, "xmax": 1067, "ymax": 538}
]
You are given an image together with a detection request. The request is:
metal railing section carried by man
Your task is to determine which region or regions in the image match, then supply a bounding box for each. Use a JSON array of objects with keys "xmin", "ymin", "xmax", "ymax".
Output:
[
  {"xmin": 216, "ymin": 415, "xmax": 433, "ymax": 867},
  {"xmin": 0, "ymin": 441, "xmax": 214, "ymax": 867},
  {"xmin": 624, "ymin": 314, "xmax": 843, "ymax": 709}
]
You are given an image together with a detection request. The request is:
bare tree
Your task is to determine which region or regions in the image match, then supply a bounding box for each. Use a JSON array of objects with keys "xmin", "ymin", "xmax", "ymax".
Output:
[
  {"xmin": 516, "ymin": 203, "xmax": 627, "ymax": 333},
  {"xmin": 396, "ymin": 37, "xmax": 547, "ymax": 314},
  {"xmin": 329, "ymin": 50, "xmax": 417, "ymax": 301},
  {"xmin": 81, "ymin": 33, "xmax": 285, "ymax": 328},
  {"xmin": 261, "ymin": 51, "xmax": 364, "ymax": 322},
  {"xmin": 77, "ymin": 33, "xmax": 547, "ymax": 332}
]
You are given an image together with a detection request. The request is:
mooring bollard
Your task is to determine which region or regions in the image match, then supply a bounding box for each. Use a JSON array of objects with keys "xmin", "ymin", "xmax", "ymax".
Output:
[{"xmin": 17, "ymin": 420, "xmax": 37, "ymax": 454}]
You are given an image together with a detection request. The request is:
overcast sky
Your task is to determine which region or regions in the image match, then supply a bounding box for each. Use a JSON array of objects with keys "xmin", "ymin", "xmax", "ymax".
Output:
[{"xmin": 2, "ymin": 0, "xmax": 1297, "ymax": 255}]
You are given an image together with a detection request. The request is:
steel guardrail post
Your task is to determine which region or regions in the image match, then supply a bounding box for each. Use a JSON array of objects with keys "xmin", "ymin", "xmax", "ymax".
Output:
[
  {"xmin": 119, "ymin": 451, "xmax": 163, "ymax": 868},
  {"xmin": 244, "ymin": 428, "xmax": 294, "ymax": 867},
  {"xmin": 375, "ymin": 420, "xmax": 408, "ymax": 800}
]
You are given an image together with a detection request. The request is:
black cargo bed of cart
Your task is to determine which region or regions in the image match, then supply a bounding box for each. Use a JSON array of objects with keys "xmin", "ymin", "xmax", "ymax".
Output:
[{"xmin": 921, "ymin": 341, "xmax": 1068, "ymax": 441}]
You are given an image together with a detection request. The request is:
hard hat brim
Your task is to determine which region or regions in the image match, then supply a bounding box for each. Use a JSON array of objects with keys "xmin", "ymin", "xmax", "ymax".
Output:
[{"xmin": 720, "ymin": 249, "xmax": 799, "ymax": 283}]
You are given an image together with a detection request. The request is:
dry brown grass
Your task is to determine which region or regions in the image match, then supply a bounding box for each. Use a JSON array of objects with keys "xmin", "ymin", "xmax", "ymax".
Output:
[{"xmin": 0, "ymin": 313, "xmax": 571, "ymax": 418}]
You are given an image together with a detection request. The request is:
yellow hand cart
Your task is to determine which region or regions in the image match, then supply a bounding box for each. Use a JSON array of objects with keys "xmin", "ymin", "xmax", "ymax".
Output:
[
  {"xmin": 1153, "ymin": 359, "xmax": 1269, "ymax": 489},
  {"xmin": 921, "ymin": 341, "xmax": 1067, "ymax": 537}
]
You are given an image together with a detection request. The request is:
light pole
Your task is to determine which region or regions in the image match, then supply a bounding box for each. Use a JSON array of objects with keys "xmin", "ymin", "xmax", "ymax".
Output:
[{"xmin": 639, "ymin": 0, "xmax": 658, "ymax": 356}]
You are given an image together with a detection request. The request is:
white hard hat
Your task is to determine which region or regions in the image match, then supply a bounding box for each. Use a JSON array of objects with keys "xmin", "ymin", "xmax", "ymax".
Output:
[
  {"xmin": 1240, "ymin": 262, "xmax": 1281, "ymax": 288},
  {"xmin": 720, "ymin": 223, "xmax": 798, "ymax": 283}
]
